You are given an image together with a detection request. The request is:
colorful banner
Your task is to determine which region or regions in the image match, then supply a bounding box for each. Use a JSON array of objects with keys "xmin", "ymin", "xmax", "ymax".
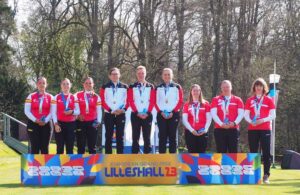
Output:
[{"xmin": 21, "ymin": 153, "xmax": 261, "ymax": 185}]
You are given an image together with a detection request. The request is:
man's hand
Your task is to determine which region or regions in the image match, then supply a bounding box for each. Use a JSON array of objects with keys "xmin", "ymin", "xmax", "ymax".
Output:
[
  {"xmin": 138, "ymin": 113, "xmax": 148, "ymax": 120},
  {"xmin": 161, "ymin": 112, "xmax": 168, "ymax": 119},
  {"xmin": 141, "ymin": 113, "xmax": 148, "ymax": 119},
  {"xmin": 113, "ymin": 109, "xmax": 125, "ymax": 116},
  {"xmin": 167, "ymin": 112, "xmax": 173, "ymax": 119}
]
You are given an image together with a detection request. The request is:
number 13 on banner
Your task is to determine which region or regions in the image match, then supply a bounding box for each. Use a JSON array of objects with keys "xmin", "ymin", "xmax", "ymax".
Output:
[{"xmin": 165, "ymin": 167, "xmax": 177, "ymax": 177}]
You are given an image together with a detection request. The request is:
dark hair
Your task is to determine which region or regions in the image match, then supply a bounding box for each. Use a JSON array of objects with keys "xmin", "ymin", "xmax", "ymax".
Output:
[
  {"xmin": 251, "ymin": 78, "xmax": 269, "ymax": 95},
  {"xmin": 82, "ymin": 76, "xmax": 94, "ymax": 84},
  {"xmin": 109, "ymin": 67, "xmax": 120, "ymax": 75}
]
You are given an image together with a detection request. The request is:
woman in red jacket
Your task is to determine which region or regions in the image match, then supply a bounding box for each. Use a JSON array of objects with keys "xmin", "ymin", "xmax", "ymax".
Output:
[
  {"xmin": 244, "ymin": 78, "xmax": 276, "ymax": 184},
  {"xmin": 24, "ymin": 77, "xmax": 53, "ymax": 154},
  {"xmin": 52, "ymin": 78, "xmax": 79, "ymax": 154},
  {"xmin": 182, "ymin": 84, "xmax": 212, "ymax": 153},
  {"xmin": 76, "ymin": 77, "xmax": 102, "ymax": 154}
]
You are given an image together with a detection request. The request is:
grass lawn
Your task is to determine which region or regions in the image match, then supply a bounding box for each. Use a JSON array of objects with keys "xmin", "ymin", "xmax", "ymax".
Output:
[{"xmin": 0, "ymin": 141, "xmax": 299, "ymax": 195}]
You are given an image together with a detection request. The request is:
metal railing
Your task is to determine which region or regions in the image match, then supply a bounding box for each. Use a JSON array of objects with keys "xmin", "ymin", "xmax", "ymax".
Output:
[{"xmin": 1, "ymin": 112, "xmax": 30, "ymax": 153}]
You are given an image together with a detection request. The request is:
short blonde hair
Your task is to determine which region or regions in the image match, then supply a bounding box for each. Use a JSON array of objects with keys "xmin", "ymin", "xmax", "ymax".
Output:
[
  {"xmin": 136, "ymin": 65, "xmax": 146, "ymax": 72},
  {"xmin": 162, "ymin": 68, "xmax": 174, "ymax": 78},
  {"xmin": 221, "ymin": 80, "xmax": 232, "ymax": 88}
]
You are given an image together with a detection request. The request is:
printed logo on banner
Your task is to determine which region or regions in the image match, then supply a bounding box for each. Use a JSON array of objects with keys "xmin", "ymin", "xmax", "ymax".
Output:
[
  {"xmin": 21, "ymin": 154, "xmax": 105, "ymax": 185},
  {"xmin": 178, "ymin": 153, "xmax": 261, "ymax": 184}
]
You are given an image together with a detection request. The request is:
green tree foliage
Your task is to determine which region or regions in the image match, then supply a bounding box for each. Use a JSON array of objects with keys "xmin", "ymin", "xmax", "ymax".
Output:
[
  {"xmin": 0, "ymin": 0, "xmax": 29, "ymax": 118},
  {"xmin": 20, "ymin": 4, "xmax": 89, "ymax": 93},
  {"xmin": 3, "ymin": 0, "xmax": 300, "ymax": 153}
]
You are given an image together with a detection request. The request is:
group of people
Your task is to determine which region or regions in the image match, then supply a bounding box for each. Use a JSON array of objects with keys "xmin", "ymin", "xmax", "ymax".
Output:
[{"xmin": 24, "ymin": 66, "xmax": 276, "ymax": 183}]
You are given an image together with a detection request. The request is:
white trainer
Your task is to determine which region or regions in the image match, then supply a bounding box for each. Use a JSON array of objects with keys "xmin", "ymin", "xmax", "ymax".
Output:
[{"xmin": 263, "ymin": 175, "xmax": 270, "ymax": 184}]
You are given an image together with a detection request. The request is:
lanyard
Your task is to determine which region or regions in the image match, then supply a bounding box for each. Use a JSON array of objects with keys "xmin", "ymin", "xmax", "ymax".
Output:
[
  {"xmin": 222, "ymin": 96, "xmax": 231, "ymax": 116},
  {"xmin": 84, "ymin": 92, "xmax": 92, "ymax": 113},
  {"xmin": 164, "ymin": 85, "xmax": 169, "ymax": 95},
  {"xmin": 112, "ymin": 82, "xmax": 119, "ymax": 96},
  {"xmin": 138, "ymin": 82, "xmax": 146, "ymax": 97},
  {"xmin": 164, "ymin": 82, "xmax": 172, "ymax": 104},
  {"xmin": 254, "ymin": 95, "xmax": 264, "ymax": 117},
  {"xmin": 192, "ymin": 102, "xmax": 201, "ymax": 123},
  {"xmin": 37, "ymin": 92, "xmax": 45, "ymax": 114},
  {"xmin": 138, "ymin": 82, "xmax": 147, "ymax": 105},
  {"xmin": 164, "ymin": 82, "xmax": 172, "ymax": 95},
  {"xmin": 60, "ymin": 92, "xmax": 71, "ymax": 111}
]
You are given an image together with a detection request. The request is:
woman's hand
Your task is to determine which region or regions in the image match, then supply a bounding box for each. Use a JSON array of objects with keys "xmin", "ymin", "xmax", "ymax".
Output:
[
  {"xmin": 64, "ymin": 110, "xmax": 73, "ymax": 115},
  {"xmin": 35, "ymin": 119, "xmax": 45, "ymax": 126},
  {"xmin": 54, "ymin": 123, "xmax": 61, "ymax": 133},
  {"xmin": 221, "ymin": 123, "xmax": 230, "ymax": 129},
  {"xmin": 255, "ymin": 119, "xmax": 264, "ymax": 125},
  {"xmin": 191, "ymin": 130, "xmax": 199, "ymax": 136},
  {"xmin": 78, "ymin": 115, "xmax": 84, "ymax": 121}
]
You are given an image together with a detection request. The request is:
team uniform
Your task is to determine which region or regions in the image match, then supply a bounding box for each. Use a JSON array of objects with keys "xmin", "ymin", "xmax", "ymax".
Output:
[
  {"xmin": 76, "ymin": 91, "xmax": 102, "ymax": 154},
  {"xmin": 155, "ymin": 82, "xmax": 183, "ymax": 153},
  {"xmin": 182, "ymin": 101, "xmax": 212, "ymax": 153},
  {"xmin": 51, "ymin": 93, "xmax": 80, "ymax": 154},
  {"xmin": 210, "ymin": 95, "xmax": 244, "ymax": 153},
  {"xmin": 100, "ymin": 81, "xmax": 128, "ymax": 154},
  {"xmin": 24, "ymin": 91, "xmax": 53, "ymax": 154},
  {"xmin": 244, "ymin": 95, "xmax": 276, "ymax": 177},
  {"xmin": 127, "ymin": 82, "xmax": 156, "ymax": 154}
]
